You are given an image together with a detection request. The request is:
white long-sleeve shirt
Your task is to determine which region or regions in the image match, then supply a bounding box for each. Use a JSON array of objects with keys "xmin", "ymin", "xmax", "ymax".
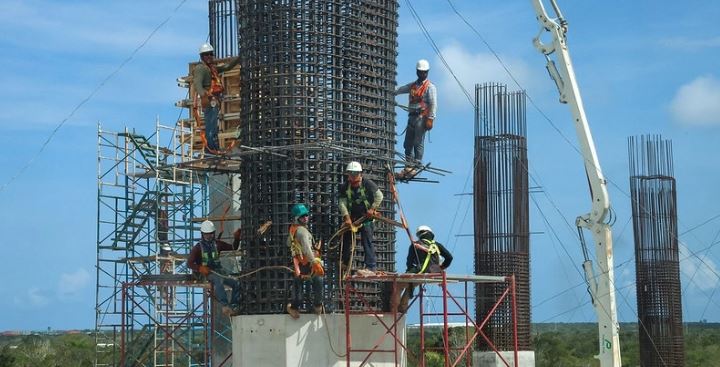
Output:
[{"xmin": 395, "ymin": 79, "xmax": 437, "ymax": 120}]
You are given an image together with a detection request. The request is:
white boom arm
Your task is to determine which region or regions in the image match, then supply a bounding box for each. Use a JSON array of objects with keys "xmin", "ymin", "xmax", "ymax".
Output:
[{"xmin": 530, "ymin": 0, "xmax": 621, "ymax": 366}]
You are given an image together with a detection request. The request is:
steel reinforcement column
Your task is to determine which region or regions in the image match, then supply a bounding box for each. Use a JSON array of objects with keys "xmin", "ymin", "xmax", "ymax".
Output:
[
  {"xmin": 209, "ymin": 0, "xmax": 238, "ymax": 58},
  {"xmin": 473, "ymin": 83, "xmax": 531, "ymax": 351},
  {"xmin": 235, "ymin": 0, "xmax": 398, "ymax": 313},
  {"xmin": 629, "ymin": 135, "xmax": 684, "ymax": 366}
]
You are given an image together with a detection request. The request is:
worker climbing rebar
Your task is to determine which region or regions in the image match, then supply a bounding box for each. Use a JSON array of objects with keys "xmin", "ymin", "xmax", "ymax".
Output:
[
  {"xmin": 338, "ymin": 161, "xmax": 384, "ymax": 276},
  {"xmin": 286, "ymin": 203, "xmax": 325, "ymax": 319},
  {"xmin": 395, "ymin": 59, "xmax": 437, "ymax": 178},
  {"xmin": 192, "ymin": 43, "xmax": 240, "ymax": 154}
]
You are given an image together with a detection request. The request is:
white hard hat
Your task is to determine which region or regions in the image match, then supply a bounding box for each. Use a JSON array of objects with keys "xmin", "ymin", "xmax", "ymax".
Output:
[
  {"xmin": 346, "ymin": 161, "xmax": 362, "ymax": 172},
  {"xmin": 416, "ymin": 59, "xmax": 430, "ymax": 71},
  {"xmin": 161, "ymin": 243, "xmax": 172, "ymax": 251},
  {"xmin": 200, "ymin": 220, "xmax": 216, "ymax": 233},
  {"xmin": 199, "ymin": 43, "xmax": 215, "ymax": 55},
  {"xmin": 416, "ymin": 225, "xmax": 433, "ymax": 235}
]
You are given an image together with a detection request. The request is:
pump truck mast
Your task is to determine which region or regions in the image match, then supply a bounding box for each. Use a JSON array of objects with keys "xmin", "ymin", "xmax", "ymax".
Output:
[{"xmin": 530, "ymin": 0, "xmax": 622, "ymax": 366}]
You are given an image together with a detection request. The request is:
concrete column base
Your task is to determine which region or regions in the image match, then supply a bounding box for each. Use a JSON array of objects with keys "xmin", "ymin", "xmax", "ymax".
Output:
[
  {"xmin": 232, "ymin": 313, "xmax": 406, "ymax": 367},
  {"xmin": 473, "ymin": 351, "xmax": 535, "ymax": 367}
]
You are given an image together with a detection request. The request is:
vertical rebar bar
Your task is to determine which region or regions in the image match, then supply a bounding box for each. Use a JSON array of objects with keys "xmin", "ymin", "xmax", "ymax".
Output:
[
  {"xmin": 629, "ymin": 135, "xmax": 684, "ymax": 366},
  {"xmin": 209, "ymin": 0, "xmax": 238, "ymax": 58},
  {"xmin": 473, "ymin": 83, "xmax": 531, "ymax": 351}
]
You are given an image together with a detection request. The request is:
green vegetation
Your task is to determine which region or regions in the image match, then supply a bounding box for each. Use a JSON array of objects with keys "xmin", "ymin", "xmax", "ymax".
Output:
[{"xmin": 0, "ymin": 323, "xmax": 718, "ymax": 366}]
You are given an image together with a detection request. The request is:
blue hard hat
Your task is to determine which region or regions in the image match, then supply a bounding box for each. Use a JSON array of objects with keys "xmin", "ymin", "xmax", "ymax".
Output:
[{"xmin": 291, "ymin": 204, "xmax": 309, "ymax": 218}]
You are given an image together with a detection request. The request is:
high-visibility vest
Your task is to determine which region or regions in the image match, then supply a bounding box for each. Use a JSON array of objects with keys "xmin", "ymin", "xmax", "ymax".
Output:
[
  {"xmin": 200, "ymin": 241, "xmax": 220, "ymax": 268},
  {"xmin": 413, "ymin": 238, "xmax": 440, "ymax": 274},
  {"xmin": 409, "ymin": 79, "xmax": 430, "ymax": 117}
]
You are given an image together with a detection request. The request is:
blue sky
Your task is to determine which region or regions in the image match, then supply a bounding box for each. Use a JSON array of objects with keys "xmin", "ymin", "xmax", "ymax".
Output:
[{"xmin": 1, "ymin": 1, "xmax": 719, "ymax": 331}]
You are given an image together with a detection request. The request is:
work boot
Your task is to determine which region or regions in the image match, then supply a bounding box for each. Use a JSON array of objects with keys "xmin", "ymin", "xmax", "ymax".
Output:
[
  {"xmin": 313, "ymin": 304, "xmax": 324, "ymax": 315},
  {"xmin": 286, "ymin": 303, "xmax": 300, "ymax": 319},
  {"xmin": 356, "ymin": 268, "xmax": 375, "ymax": 277},
  {"xmin": 398, "ymin": 292, "xmax": 410, "ymax": 313}
]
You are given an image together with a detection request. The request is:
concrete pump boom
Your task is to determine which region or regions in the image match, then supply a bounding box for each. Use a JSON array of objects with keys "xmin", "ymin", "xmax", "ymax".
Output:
[{"xmin": 530, "ymin": 0, "xmax": 622, "ymax": 365}]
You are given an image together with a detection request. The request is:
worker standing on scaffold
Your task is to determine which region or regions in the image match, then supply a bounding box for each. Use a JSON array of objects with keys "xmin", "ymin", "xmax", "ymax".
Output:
[
  {"xmin": 393, "ymin": 225, "xmax": 453, "ymax": 313},
  {"xmin": 193, "ymin": 43, "xmax": 240, "ymax": 154},
  {"xmin": 338, "ymin": 161, "xmax": 384, "ymax": 276},
  {"xmin": 286, "ymin": 203, "xmax": 325, "ymax": 319}
]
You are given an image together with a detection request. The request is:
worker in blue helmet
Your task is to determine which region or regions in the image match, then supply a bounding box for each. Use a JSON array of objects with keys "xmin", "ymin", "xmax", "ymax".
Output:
[{"xmin": 286, "ymin": 203, "xmax": 325, "ymax": 319}]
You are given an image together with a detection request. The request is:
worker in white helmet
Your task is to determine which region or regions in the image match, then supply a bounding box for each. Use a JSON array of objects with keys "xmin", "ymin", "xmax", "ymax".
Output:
[
  {"xmin": 187, "ymin": 220, "xmax": 243, "ymax": 316},
  {"xmin": 392, "ymin": 225, "xmax": 453, "ymax": 313},
  {"xmin": 394, "ymin": 59, "xmax": 437, "ymax": 176},
  {"xmin": 338, "ymin": 161, "xmax": 384, "ymax": 276},
  {"xmin": 192, "ymin": 43, "xmax": 240, "ymax": 154}
]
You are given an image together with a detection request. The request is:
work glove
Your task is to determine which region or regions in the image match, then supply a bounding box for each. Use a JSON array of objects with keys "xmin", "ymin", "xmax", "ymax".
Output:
[
  {"xmin": 233, "ymin": 228, "xmax": 241, "ymax": 241},
  {"xmin": 198, "ymin": 265, "xmax": 210, "ymax": 276},
  {"xmin": 366, "ymin": 208, "xmax": 377, "ymax": 218},
  {"xmin": 312, "ymin": 258, "xmax": 325, "ymax": 277},
  {"xmin": 424, "ymin": 118, "xmax": 434, "ymax": 131}
]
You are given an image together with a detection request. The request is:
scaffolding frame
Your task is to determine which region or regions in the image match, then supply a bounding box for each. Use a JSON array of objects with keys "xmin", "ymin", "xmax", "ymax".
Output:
[
  {"xmin": 95, "ymin": 120, "xmax": 218, "ymax": 367},
  {"xmin": 344, "ymin": 273, "xmax": 519, "ymax": 367}
]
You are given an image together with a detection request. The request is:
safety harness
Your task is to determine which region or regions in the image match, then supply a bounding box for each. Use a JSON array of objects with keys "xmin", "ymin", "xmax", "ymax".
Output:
[
  {"xmin": 345, "ymin": 183, "xmax": 371, "ymax": 211},
  {"xmin": 413, "ymin": 238, "xmax": 440, "ymax": 274},
  {"xmin": 409, "ymin": 79, "xmax": 431, "ymax": 117},
  {"xmin": 288, "ymin": 224, "xmax": 310, "ymax": 265},
  {"xmin": 205, "ymin": 62, "xmax": 225, "ymax": 96},
  {"xmin": 200, "ymin": 240, "xmax": 220, "ymax": 268}
]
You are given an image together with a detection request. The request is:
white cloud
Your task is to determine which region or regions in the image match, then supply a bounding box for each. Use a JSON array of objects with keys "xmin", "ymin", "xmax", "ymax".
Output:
[
  {"xmin": 433, "ymin": 41, "xmax": 535, "ymax": 111},
  {"xmin": 669, "ymin": 75, "xmax": 720, "ymax": 126},
  {"xmin": 679, "ymin": 242, "xmax": 719, "ymax": 292},
  {"xmin": 58, "ymin": 268, "xmax": 91, "ymax": 297},
  {"xmin": 659, "ymin": 36, "xmax": 720, "ymax": 51},
  {"xmin": 13, "ymin": 287, "xmax": 50, "ymax": 307}
]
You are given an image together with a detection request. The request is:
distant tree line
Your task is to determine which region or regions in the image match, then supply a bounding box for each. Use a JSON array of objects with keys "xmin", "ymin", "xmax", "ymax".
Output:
[{"xmin": 0, "ymin": 323, "xmax": 718, "ymax": 366}]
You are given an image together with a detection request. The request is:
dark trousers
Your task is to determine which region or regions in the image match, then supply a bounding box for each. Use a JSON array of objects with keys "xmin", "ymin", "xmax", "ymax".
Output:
[
  {"xmin": 203, "ymin": 105, "xmax": 220, "ymax": 151},
  {"xmin": 342, "ymin": 222, "xmax": 376, "ymax": 270},
  {"xmin": 290, "ymin": 274, "xmax": 324, "ymax": 309},
  {"xmin": 403, "ymin": 113, "xmax": 427, "ymax": 163}
]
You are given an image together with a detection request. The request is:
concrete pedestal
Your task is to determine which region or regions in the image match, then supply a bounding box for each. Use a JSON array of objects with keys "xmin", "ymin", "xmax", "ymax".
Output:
[
  {"xmin": 473, "ymin": 351, "xmax": 535, "ymax": 367},
  {"xmin": 232, "ymin": 313, "xmax": 406, "ymax": 367}
]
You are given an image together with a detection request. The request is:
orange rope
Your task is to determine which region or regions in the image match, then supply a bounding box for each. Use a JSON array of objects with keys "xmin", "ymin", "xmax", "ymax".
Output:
[{"xmin": 191, "ymin": 94, "xmax": 239, "ymax": 155}]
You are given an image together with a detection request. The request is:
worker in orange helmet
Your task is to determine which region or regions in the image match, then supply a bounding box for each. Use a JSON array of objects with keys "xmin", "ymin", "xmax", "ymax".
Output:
[
  {"xmin": 395, "ymin": 59, "xmax": 437, "ymax": 177},
  {"xmin": 187, "ymin": 220, "xmax": 242, "ymax": 316},
  {"xmin": 286, "ymin": 203, "xmax": 325, "ymax": 319}
]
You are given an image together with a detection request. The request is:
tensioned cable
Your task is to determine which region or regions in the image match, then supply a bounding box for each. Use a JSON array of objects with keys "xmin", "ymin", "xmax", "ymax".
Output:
[{"xmin": 0, "ymin": 0, "xmax": 189, "ymax": 194}]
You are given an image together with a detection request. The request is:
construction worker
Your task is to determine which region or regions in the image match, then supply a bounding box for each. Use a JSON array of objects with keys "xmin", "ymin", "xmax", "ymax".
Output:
[
  {"xmin": 286, "ymin": 204, "xmax": 325, "ymax": 319},
  {"xmin": 393, "ymin": 225, "xmax": 453, "ymax": 313},
  {"xmin": 395, "ymin": 59, "xmax": 437, "ymax": 176},
  {"xmin": 187, "ymin": 220, "xmax": 242, "ymax": 316},
  {"xmin": 338, "ymin": 161, "xmax": 384, "ymax": 275},
  {"xmin": 192, "ymin": 43, "xmax": 240, "ymax": 154}
]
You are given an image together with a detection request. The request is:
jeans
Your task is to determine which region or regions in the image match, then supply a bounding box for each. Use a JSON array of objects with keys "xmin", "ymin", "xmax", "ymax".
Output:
[
  {"xmin": 342, "ymin": 221, "xmax": 376, "ymax": 270},
  {"xmin": 403, "ymin": 113, "xmax": 427, "ymax": 163},
  {"xmin": 203, "ymin": 105, "xmax": 220, "ymax": 151},
  {"xmin": 207, "ymin": 272, "xmax": 240, "ymax": 307},
  {"xmin": 290, "ymin": 274, "xmax": 324, "ymax": 309}
]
